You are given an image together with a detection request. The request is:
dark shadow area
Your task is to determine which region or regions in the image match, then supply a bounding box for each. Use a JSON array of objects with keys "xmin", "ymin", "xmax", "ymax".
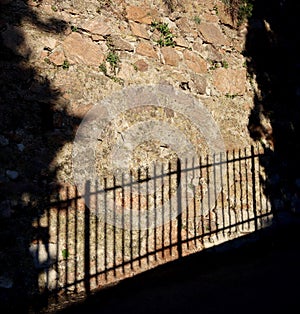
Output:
[
  {"xmin": 54, "ymin": 217, "xmax": 300, "ymax": 314},
  {"xmin": 246, "ymin": 0, "xmax": 300, "ymax": 215},
  {"xmin": 0, "ymin": 1, "xmax": 80, "ymax": 312}
]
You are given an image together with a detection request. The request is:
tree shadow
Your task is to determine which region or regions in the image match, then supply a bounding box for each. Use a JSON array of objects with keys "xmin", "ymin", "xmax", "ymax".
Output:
[
  {"xmin": 0, "ymin": 1, "xmax": 81, "ymax": 312},
  {"xmin": 246, "ymin": 0, "xmax": 300, "ymax": 215}
]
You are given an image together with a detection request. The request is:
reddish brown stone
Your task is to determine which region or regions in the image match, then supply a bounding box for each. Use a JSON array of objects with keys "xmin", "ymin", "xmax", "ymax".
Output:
[
  {"xmin": 81, "ymin": 19, "xmax": 111, "ymax": 36},
  {"xmin": 183, "ymin": 50, "xmax": 207, "ymax": 73},
  {"xmin": 91, "ymin": 34, "xmax": 104, "ymax": 41},
  {"xmin": 134, "ymin": 59, "xmax": 149, "ymax": 72},
  {"xmin": 63, "ymin": 32, "xmax": 105, "ymax": 66},
  {"xmin": 161, "ymin": 47, "xmax": 180, "ymax": 66},
  {"xmin": 126, "ymin": 6, "xmax": 158, "ymax": 24},
  {"xmin": 175, "ymin": 37, "xmax": 190, "ymax": 48},
  {"xmin": 216, "ymin": 2, "xmax": 237, "ymax": 28},
  {"xmin": 136, "ymin": 42, "xmax": 158, "ymax": 59},
  {"xmin": 212, "ymin": 68, "xmax": 246, "ymax": 95},
  {"xmin": 198, "ymin": 22, "xmax": 229, "ymax": 46},
  {"xmin": 176, "ymin": 17, "xmax": 192, "ymax": 33},
  {"xmin": 202, "ymin": 13, "xmax": 219, "ymax": 23},
  {"xmin": 109, "ymin": 35, "xmax": 134, "ymax": 51},
  {"xmin": 48, "ymin": 47, "xmax": 65, "ymax": 66},
  {"xmin": 129, "ymin": 21, "xmax": 150, "ymax": 39}
]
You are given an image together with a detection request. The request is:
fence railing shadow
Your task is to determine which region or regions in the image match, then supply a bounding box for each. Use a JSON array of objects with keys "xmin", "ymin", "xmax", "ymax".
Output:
[{"xmin": 30, "ymin": 145, "xmax": 276, "ymax": 310}]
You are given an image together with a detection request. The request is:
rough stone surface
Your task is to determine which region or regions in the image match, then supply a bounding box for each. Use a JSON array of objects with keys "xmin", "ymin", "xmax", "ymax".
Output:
[
  {"xmin": 136, "ymin": 41, "xmax": 158, "ymax": 59},
  {"xmin": 0, "ymin": 135, "xmax": 9, "ymax": 146},
  {"xmin": 175, "ymin": 37, "xmax": 190, "ymax": 48},
  {"xmin": 109, "ymin": 35, "xmax": 134, "ymax": 52},
  {"xmin": 129, "ymin": 21, "xmax": 150, "ymax": 39},
  {"xmin": 29, "ymin": 243, "xmax": 58, "ymax": 268},
  {"xmin": 0, "ymin": 276, "xmax": 13, "ymax": 289},
  {"xmin": 183, "ymin": 50, "xmax": 207, "ymax": 73},
  {"xmin": 161, "ymin": 46, "xmax": 181, "ymax": 66},
  {"xmin": 176, "ymin": 17, "xmax": 193, "ymax": 34},
  {"xmin": 198, "ymin": 22, "xmax": 229, "ymax": 46},
  {"xmin": 212, "ymin": 68, "xmax": 247, "ymax": 95},
  {"xmin": 1, "ymin": 25, "xmax": 30, "ymax": 57},
  {"xmin": 6, "ymin": 170, "xmax": 19, "ymax": 180},
  {"xmin": 81, "ymin": 19, "xmax": 112, "ymax": 36},
  {"xmin": 0, "ymin": 0, "xmax": 264, "ymax": 308},
  {"xmin": 62, "ymin": 32, "xmax": 105, "ymax": 66},
  {"xmin": 134, "ymin": 59, "xmax": 149, "ymax": 72},
  {"xmin": 126, "ymin": 5, "xmax": 158, "ymax": 24},
  {"xmin": 191, "ymin": 74, "xmax": 207, "ymax": 94},
  {"xmin": 48, "ymin": 47, "xmax": 66, "ymax": 66},
  {"xmin": 206, "ymin": 45, "xmax": 224, "ymax": 62},
  {"xmin": 38, "ymin": 268, "xmax": 58, "ymax": 291},
  {"xmin": 216, "ymin": 2, "xmax": 237, "ymax": 28}
]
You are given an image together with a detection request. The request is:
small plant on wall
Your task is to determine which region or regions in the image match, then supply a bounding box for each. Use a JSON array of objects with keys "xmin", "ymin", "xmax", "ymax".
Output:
[
  {"xmin": 151, "ymin": 21, "xmax": 176, "ymax": 47},
  {"xmin": 222, "ymin": 0, "xmax": 253, "ymax": 26}
]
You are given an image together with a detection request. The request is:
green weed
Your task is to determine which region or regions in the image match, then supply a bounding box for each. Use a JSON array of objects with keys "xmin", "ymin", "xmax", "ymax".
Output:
[
  {"xmin": 209, "ymin": 60, "xmax": 229, "ymax": 70},
  {"xmin": 222, "ymin": 0, "xmax": 253, "ymax": 26},
  {"xmin": 194, "ymin": 16, "xmax": 201, "ymax": 24},
  {"xmin": 99, "ymin": 52, "xmax": 123, "ymax": 85},
  {"xmin": 71, "ymin": 25, "xmax": 78, "ymax": 32},
  {"xmin": 99, "ymin": 62, "xmax": 107, "ymax": 75},
  {"xmin": 62, "ymin": 60, "xmax": 70, "ymax": 70},
  {"xmin": 225, "ymin": 93, "xmax": 238, "ymax": 99},
  {"xmin": 106, "ymin": 51, "xmax": 120, "ymax": 69},
  {"xmin": 221, "ymin": 60, "xmax": 229, "ymax": 69},
  {"xmin": 61, "ymin": 249, "xmax": 69, "ymax": 259},
  {"xmin": 151, "ymin": 21, "xmax": 176, "ymax": 47}
]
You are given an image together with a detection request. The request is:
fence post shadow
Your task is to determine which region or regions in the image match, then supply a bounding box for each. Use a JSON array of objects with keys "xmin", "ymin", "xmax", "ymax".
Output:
[
  {"xmin": 84, "ymin": 181, "xmax": 91, "ymax": 295},
  {"xmin": 39, "ymin": 145, "xmax": 285, "ymax": 313},
  {"xmin": 176, "ymin": 158, "xmax": 182, "ymax": 258}
]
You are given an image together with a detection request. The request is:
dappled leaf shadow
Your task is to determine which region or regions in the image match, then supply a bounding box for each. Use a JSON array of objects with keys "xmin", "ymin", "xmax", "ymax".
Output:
[
  {"xmin": 0, "ymin": 1, "xmax": 81, "ymax": 312},
  {"xmin": 245, "ymin": 0, "xmax": 300, "ymax": 214}
]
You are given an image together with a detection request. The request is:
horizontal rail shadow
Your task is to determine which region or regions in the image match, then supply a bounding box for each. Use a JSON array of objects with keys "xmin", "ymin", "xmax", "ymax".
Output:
[{"xmin": 31, "ymin": 145, "xmax": 279, "ymax": 311}]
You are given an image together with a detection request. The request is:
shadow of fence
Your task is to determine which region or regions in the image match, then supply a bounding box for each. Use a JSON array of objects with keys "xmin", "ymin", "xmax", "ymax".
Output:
[{"xmin": 30, "ymin": 145, "xmax": 276, "ymax": 309}]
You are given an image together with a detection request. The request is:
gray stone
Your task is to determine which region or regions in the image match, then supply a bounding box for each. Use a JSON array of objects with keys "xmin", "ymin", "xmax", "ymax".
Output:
[
  {"xmin": 17, "ymin": 143, "xmax": 25, "ymax": 152},
  {"xmin": 0, "ymin": 200, "xmax": 11, "ymax": 218},
  {"xmin": 6, "ymin": 170, "xmax": 19, "ymax": 180},
  {"xmin": 0, "ymin": 135, "xmax": 9, "ymax": 146},
  {"xmin": 109, "ymin": 35, "xmax": 134, "ymax": 52},
  {"xmin": 29, "ymin": 243, "xmax": 58, "ymax": 268},
  {"xmin": 38, "ymin": 268, "xmax": 58, "ymax": 291},
  {"xmin": 0, "ymin": 275, "xmax": 13, "ymax": 289},
  {"xmin": 191, "ymin": 74, "xmax": 207, "ymax": 94}
]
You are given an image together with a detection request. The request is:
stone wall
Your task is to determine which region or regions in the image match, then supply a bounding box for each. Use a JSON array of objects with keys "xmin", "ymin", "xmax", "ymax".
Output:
[{"xmin": 0, "ymin": 0, "xmax": 270, "ymax": 311}]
